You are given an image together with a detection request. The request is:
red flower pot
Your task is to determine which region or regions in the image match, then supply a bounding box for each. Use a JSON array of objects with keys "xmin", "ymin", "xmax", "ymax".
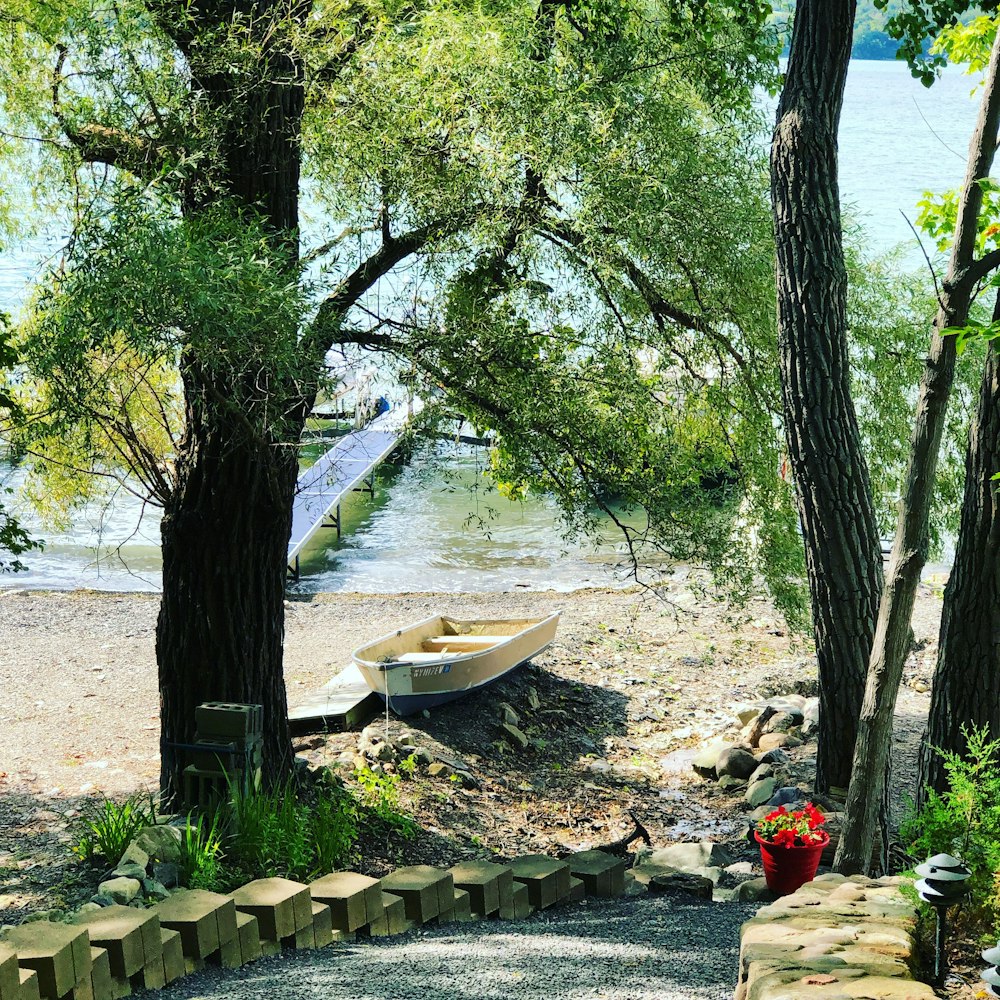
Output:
[{"xmin": 754, "ymin": 830, "xmax": 829, "ymax": 896}]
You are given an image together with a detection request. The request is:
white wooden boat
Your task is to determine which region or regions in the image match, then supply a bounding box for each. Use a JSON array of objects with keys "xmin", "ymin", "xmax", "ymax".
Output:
[{"xmin": 352, "ymin": 613, "xmax": 560, "ymax": 716}]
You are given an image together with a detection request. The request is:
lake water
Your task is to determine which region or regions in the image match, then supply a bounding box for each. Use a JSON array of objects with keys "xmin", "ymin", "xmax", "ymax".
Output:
[{"xmin": 0, "ymin": 60, "xmax": 983, "ymax": 593}]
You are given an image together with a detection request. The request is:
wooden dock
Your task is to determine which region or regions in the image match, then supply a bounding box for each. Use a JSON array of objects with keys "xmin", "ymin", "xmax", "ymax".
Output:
[{"xmin": 288, "ymin": 663, "xmax": 382, "ymax": 734}]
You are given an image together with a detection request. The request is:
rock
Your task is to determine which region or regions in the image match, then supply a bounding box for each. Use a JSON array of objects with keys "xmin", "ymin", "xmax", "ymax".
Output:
[
  {"xmin": 717, "ymin": 747, "xmax": 758, "ymax": 780},
  {"xmin": 801, "ymin": 698, "xmax": 820, "ymax": 737},
  {"xmin": 75, "ymin": 903, "xmax": 103, "ymax": 916},
  {"xmin": 691, "ymin": 741, "xmax": 729, "ymax": 780},
  {"xmin": 117, "ymin": 844, "xmax": 149, "ymax": 871},
  {"xmin": 756, "ymin": 748, "xmax": 789, "ymax": 765},
  {"xmin": 427, "ymin": 761, "xmax": 455, "ymax": 779},
  {"xmin": 692, "ymin": 866, "xmax": 723, "ymax": 885},
  {"xmin": 735, "ymin": 705, "xmax": 760, "ymax": 726},
  {"xmin": 23, "ymin": 910, "xmax": 64, "ymax": 923},
  {"xmin": 372, "ymin": 742, "xmax": 396, "ymax": 763},
  {"xmin": 768, "ymin": 786, "xmax": 806, "ymax": 808},
  {"xmin": 141, "ymin": 879, "xmax": 171, "ymax": 901},
  {"xmin": 500, "ymin": 702, "xmax": 520, "ymax": 726},
  {"xmin": 783, "ymin": 735, "xmax": 803, "ymax": 748},
  {"xmin": 735, "ymin": 876, "xmax": 776, "ymax": 902},
  {"xmin": 622, "ymin": 872, "xmax": 648, "ymax": 897},
  {"xmin": 757, "ymin": 733, "xmax": 792, "ymax": 753},
  {"xmin": 725, "ymin": 862, "xmax": 755, "ymax": 875},
  {"xmin": 527, "ymin": 687, "xmax": 541, "ymax": 711},
  {"xmin": 152, "ymin": 862, "xmax": 180, "ymax": 888},
  {"xmin": 398, "ymin": 731, "xmax": 418, "ymax": 747},
  {"xmin": 97, "ymin": 877, "xmax": 142, "ymax": 905},
  {"xmin": 643, "ymin": 842, "xmax": 734, "ymax": 871},
  {"xmin": 750, "ymin": 805, "xmax": 772, "ymax": 822},
  {"xmin": 718, "ymin": 774, "xmax": 747, "ymax": 792},
  {"xmin": 587, "ymin": 759, "xmax": 612, "ymax": 775},
  {"xmin": 352, "ymin": 754, "xmax": 368, "ymax": 770},
  {"xmin": 502, "ymin": 723, "xmax": 529, "ymax": 749},
  {"xmin": 763, "ymin": 711, "xmax": 797, "ymax": 734},
  {"xmin": 764, "ymin": 697, "xmax": 805, "ymax": 721},
  {"xmin": 745, "ymin": 777, "xmax": 778, "ymax": 808},
  {"xmin": 748, "ymin": 763, "xmax": 774, "ymax": 785},
  {"xmin": 648, "ymin": 872, "xmax": 713, "ymax": 900},
  {"xmin": 133, "ymin": 825, "xmax": 182, "ymax": 864},
  {"xmin": 421, "ymin": 709, "xmax": 431, "ymax": 719},
  {"xmin": 454, "ymin": 770, "xmax": 479, "ymax": 789},
  {"xmin": 112, "ymin": 862, "xmax": 147, "ymax": 881},
  {"xmin": 88, "ymin": 893, "xmax": 116, "ymax": 907},
  {"xmin": 412, "ymin": 748, "xmax": 435, "ymax": 766}
]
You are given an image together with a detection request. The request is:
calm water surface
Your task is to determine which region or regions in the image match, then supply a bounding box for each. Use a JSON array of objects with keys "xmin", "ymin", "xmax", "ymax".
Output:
[{"xmin": 0, "ymin": 60, "xmax": 981, "ymax": 593}]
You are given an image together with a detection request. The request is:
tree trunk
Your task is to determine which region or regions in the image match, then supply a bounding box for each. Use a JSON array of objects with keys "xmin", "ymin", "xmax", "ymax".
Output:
[
  {"xmin": 771, "ymin": 0, "xmax": 884, "ymax": 795},
  {"xmin": 155, "ymin": 2, "xmax": 310, "ymax": 798},
  {"xmin": 921, "ymin": 332, "xmax": 1000, "ymax": 797},
  {"xmin": 835, "ymin": 26, "xmax": 1000, "ymax": 873}
]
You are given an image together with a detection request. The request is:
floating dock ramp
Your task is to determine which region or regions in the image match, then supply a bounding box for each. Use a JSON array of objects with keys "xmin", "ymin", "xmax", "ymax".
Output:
[{"xmin": 287, "ymin": 401, "xmax": 420, "ymax": 576}]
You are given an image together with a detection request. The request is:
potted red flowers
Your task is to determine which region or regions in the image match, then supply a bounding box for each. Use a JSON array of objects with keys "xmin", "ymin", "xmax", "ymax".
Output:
[{"xmin": 754, "ymin": 802, "xmax": 829, "ymax": 896}]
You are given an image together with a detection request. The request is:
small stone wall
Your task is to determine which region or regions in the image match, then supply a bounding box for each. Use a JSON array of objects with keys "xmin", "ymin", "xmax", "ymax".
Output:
[{"xmin": 736, "ymin": 873, "xmax": 936, "ymax": 1000}]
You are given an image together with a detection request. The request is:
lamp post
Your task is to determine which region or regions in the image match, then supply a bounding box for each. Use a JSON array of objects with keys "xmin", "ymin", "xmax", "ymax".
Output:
[{"xmin": 914, "ymin": 853, "xmax": 972, "ymax": 988}]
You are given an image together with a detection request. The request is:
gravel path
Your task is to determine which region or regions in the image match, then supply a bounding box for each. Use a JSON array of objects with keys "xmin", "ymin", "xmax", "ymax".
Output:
[{"xmin": 159, "ymin": 895, "xmax": 754, "ymax": 1000}]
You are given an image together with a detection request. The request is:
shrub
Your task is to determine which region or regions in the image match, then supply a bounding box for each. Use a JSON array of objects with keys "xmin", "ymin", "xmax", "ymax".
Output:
[
  {"xmin": 353, "ymin": 765, "xmax": 417, "ymax": 840},
  {"xmin": 73, "ymin": 792, "xmax": 158, "ymax": 864},
  {"xmin": 902, "ymin": 724, "xmax": 1000, "ymax": 940},
  {"xmin": 179, "ymin": 811, "xmax": 226, "ymax": 892}
]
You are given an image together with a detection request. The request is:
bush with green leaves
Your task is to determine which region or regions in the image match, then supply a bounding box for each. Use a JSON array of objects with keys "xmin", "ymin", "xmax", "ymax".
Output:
[
  {"xmin": 902, "ymin": 725, "xmax": 1000, "ymax": 939},
  {"xmin": 73, "ymin": 792, "xmax": 158, "ymax": 865},
  {"xmin": 179, "ymin": 810, "xmax": 226, "ymax": 892}
]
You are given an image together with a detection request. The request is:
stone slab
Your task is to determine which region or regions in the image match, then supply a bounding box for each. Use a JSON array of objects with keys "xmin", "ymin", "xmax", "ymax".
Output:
[
  {"xmin": 160, "ymin": 928, "xmax": 185, "ymax": 985},
  {"xmin": 509, "ymin": 855, "xmax": 571, "ymax": 910},
  {"xmin": 311, "ymin": 903, "xmax": 333, "ymax": 949},
  {"xmin": 72, "ymin": 906, "xmax": 152, "ymax": 979},
  {"xmin": 380, "ymin": 867, "xmax": 452, "ymax": 925},
  {"xmin": 235, "ymin": 913, "xmax": 261, "ymax": 966},
  {"xmin": 568, "ymin": 850, "xmax": 627, "ymax": 898},
  {"xmin": 89, "ymin": 948, "xmax": 112, "ymax": 1000},
  {"xmin": 17, "ymin": 971, "xmax": 39, "ymax": 1000},
  {"xmin": 155, "ymin": 889, "xmax": 237, "ymax": 959},
  {"xmin": 230, "ymin": 878, "xmax": 311, "ymax": 942},
  {"xmin": 3, "ymin": 921, "xmax": 92, "ymax": 999},
  {"xmin": 309, "ymin": 873, "xmax": 381, "ymax": 932}
]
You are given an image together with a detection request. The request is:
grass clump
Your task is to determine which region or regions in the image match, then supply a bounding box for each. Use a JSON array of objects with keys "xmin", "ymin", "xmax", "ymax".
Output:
[{"xmin": 73, "ymin": 791, "xmax": 158, "ymax": 864}]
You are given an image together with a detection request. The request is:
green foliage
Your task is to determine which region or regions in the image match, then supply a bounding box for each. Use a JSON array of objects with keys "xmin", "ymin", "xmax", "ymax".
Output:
[
  {"xmin": 902, "ymin": 725, "xmax": 1000, "ymax": 937},
  {"xmin": 353, "ymin": 766, "xmax": 418, "ymax": 839},
  {"xmin": 179, "ymin": 811, "xmax": 226, "ymax": 892},
  {"xmin": 72, "ymin": 792, "xmax": 158, "ymax": 864}
]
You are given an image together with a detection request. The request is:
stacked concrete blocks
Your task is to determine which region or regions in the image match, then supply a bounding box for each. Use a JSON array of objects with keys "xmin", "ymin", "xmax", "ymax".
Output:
[
  {"xmin": 72, "ymin": 904, "xmax": 163, "ymax": 994},
  {"xmin": 229, "ymin": 877, "xmax": 312, "ymax": 954},
  {"xmin": 181, "ymin": 703, "xmax": 264, "ymax": 810},
  {"xmin": 0, "ymin": 943, "xmax": 22, "ymax": 1000},
  {"xmin": 154, "ymin": 889, "xmax": 238, "ymax": 974},
  {"xmin": 380, "ymin": 867, "xmax": 454, "ymax": 926},
  {"xmin": 1, "ymin": 923, "xmax": 92, "ymax": 1000},
  {"xmin": 159, "ymin": 930, "xmax": 185, "ymax": 987},
  {"xmin": 448, "ymin": 861, "xmax": 514, "ymax": 919},
  {"xmin": 367, "ymin": 894, "xmax": 411, "ymax": 938},
  {"xmin": 567, "ymin": 850, "xmax": 627, "ymax": 898},
  {"xmin": 509, "ymin": 856, "xmax": 572, "ymax": 911},
  {"xmin": 309, "ymin": 872, "xmax": 382, "ymax": 935}
]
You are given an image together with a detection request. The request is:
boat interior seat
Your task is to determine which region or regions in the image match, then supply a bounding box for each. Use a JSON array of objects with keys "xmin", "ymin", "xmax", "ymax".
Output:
[
  {"xmin": 393, "ymin": 651, "xmax": 462, "ymax": 663},
  {"xmin": 424, "ymin": 635, "xmax": 509, "ymax": 649}
]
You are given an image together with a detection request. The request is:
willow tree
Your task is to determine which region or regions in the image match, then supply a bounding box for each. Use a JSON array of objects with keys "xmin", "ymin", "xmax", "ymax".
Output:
[{"xmin": 0, "ymin": 0, "xmax": 789, "ymax": 796}]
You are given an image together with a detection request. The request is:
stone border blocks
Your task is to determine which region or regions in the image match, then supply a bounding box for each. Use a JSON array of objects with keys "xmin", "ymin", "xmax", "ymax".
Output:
[
  {"xmin": 509, "ymin": 856, "xmax": 571, "ymax": 910},
  {"xmin": 309, "ymin": 873, "xmax": 381, "ymax": 933},
  {"xmin": 379, "ymin": 867, "xmax": 453, "ymax": 926},
  {"xmin": 568, "ymin": 850, "xmax": 626, "ymax": 898}
]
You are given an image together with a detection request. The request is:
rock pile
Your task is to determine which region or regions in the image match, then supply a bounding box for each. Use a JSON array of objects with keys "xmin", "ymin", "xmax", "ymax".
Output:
[
  {"xmin": 347, "ymin": 725, "xmax": 479, "ymax": 788},
  {"xmin": 691, "ymin": 692, "xmax": 820, "ymax": 813}
]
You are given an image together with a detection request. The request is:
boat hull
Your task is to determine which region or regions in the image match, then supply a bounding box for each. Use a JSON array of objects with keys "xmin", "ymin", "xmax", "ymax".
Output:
[{"xmin": 352, "ymin": 613, "xmax": 559, "ymax": 717}]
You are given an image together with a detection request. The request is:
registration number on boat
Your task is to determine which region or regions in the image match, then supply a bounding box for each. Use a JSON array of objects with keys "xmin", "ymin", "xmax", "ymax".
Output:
[{"xmin": 412, "ymin": 664, "xmax": 452, "ymax": 677}]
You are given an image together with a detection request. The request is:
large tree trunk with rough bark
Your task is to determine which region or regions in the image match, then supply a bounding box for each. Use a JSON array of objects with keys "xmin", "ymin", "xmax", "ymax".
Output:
[
  {"xmin": 770, "ymin": 0, "xmax": 884, "ymax": 795},
  {"xmin": 835, "ymin": 27, "xmax": 1000, "ymax": 873},
  {"xmin": 154, "ymin": 1, "xmax": 310, "ymax": 797},
  {"xmin": 921, "ymin": 332, "xmax": 1000, "ymax": 796}
]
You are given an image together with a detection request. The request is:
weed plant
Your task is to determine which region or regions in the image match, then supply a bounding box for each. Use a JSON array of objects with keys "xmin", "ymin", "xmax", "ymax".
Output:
[
  {"xmin": 179, "ymin": 810, "xmax": 226, "ymax": 891},
  {"xmin": 73, "ymin": 792, "xmax": 158, "ymax": 864},
  {"xmin": 902, "ymin": 725, "xmax": 1000, "ymax": 942}
]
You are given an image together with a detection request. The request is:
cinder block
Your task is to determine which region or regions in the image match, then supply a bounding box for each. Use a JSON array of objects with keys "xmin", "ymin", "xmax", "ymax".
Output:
[
  {"xmin": 380, "ymin": 866, "xmax": 452, "ymax": 925},
  {"xmin": 568, "ymin": 850, "xmax": 627, "ymax": 898},
  {"xmin": 216, "ymin": 934, "xmax": 242, "ymax": 970},
  {"xmin": 235, "ymin": 913, "xmax": 261, "ymax": 966},
  {"xmin": 568, "ymin": 877, "xmax": 585, "ymax": 903},
  {"xmin": 72, "ymin": 905, "xmax": 153, "ymax": 979},
  {"xmin": 0, "ymin": 943, "xmax": 20, "ymax": 1000},
  {"xmin": 509, "ymin": 855, "xmax": 571, "ymax": 910},
  {"xmin": 160, "ymin": 929, "xmax": 184, "ymax": 985},
  {"xmin": 89, "ymin": 947, "xmax": 112, "ymax": 1000},
  {"xmin": 230, "ymin": 878, "xmax": 311, "ymax": 943},
  {"xmin": 452, "ymin": 889, "xmax": 474, "ymax": 922},
  {"xmin": 195, "ymin": 703, "xmax": 262, "ymax": 739},
  {"xmin": 311, "ymin": 903, "xmax": 333, "ymax": 949},
  {"xmin": 309, "ymin": 873, "xmax": 381, "ymax": 932},
  {"xmin": 155, "ymin": 889, "xmax": 237, "ymax": 959},
  {"xmin": 3, "ymin": 921, "xmax": 92, "ymax": 999},
  {"xmin": 17, "ymin": 970, "xmax": 39, "ymax": 1000},
  {"xmin": 500, "ymin": 881, "xmax": 534, "ymax": 920},
  {"xmin": 189, "ymin": 739, "xmax": 239, "ymax": 773},
  {"xmin": 449, "ymin": 861, "xmax": 513, "ymax": 917}
]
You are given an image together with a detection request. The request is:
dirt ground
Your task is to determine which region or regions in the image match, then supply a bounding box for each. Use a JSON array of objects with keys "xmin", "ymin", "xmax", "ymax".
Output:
[{"xmin": 0, "ymin": 582, "xmax": 946, "ymax": 924}]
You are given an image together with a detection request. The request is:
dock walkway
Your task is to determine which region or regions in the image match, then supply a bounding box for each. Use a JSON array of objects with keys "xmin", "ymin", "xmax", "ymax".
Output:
[{"xmin": 287, "ymin": 402, "xmax": 419, "ymax": 575}]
